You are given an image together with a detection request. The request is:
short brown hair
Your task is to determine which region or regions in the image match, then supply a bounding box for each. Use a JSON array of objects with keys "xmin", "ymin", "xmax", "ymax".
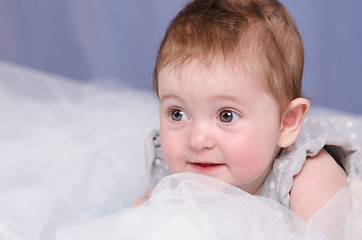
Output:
[{"xmin": 153, "ymin": 0, "xmax": 304, "ymax": 113}]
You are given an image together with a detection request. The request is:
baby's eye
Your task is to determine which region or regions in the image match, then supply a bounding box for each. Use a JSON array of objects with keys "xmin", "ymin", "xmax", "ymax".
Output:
[
  {"xmin": 218, "ymin": 110, "xmax": 240, "ymax": 123},
  {"xmin": 170, "ymin": 109, "xmax": 189, "ymax": 121}
]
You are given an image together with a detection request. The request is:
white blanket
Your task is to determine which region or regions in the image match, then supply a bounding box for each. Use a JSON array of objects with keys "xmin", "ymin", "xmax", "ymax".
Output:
[{"xmin": 0, "ymin": 62, "xmax": 361, "ymax": 240}]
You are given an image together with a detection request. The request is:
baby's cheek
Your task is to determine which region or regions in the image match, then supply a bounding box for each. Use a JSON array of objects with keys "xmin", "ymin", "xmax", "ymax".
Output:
[
  {"xmin": 226, "ymin": 139, "xmax": 257, "ymax": 163},
  {"xmin": 161, "ymin": 140, "xmax": 173, "ymax": 159},
  {"xmin": 229, "ymin": 140, "xmax": 271, "ymax": 169},
  {"xmin": 161, "ymin": 138, "xmax": 180, "ymax": 171}
]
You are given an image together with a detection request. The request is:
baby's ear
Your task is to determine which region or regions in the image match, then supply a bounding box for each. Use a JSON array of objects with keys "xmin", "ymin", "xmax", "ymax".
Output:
[{"xmin": 278, "ymin": 98, "xmax": 310, "ymax": 148}]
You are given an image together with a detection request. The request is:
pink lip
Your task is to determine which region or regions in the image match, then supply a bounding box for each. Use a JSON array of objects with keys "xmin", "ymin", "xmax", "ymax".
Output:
[{"xmin": 189, "ymin": 162, "xmax": 226, "ymax": 173}]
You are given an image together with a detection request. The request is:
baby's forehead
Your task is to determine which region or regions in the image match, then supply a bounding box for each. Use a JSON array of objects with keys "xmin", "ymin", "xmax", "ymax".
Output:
[{"xmin": 160, "ymin": 56, "xmax": 267, "ymax": 87}]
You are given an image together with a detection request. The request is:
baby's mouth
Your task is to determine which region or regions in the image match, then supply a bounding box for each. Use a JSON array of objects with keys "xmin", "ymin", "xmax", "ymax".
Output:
[
  {"xmin": 189, "ymin": 162, "xmax": 226, "ymax": 172},
  {"xmin": 193, "ymin": 162, "xmax": 221, "ymax": 167}
]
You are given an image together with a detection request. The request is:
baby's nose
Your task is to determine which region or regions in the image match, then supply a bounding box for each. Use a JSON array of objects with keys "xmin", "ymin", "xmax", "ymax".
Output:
[{"xmin": 188, "ymin": 122, "xmax": 215, "ymax": 151}]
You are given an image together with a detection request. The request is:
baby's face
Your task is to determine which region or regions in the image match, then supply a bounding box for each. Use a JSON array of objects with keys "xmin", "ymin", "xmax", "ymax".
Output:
[{"xmin": 158, "ymin": 60, "xmax": 283, "ymax": 194}]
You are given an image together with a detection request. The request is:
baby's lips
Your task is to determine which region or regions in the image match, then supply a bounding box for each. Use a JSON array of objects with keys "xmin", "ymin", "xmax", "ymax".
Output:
[
  {"xmin": 196, "ymin": 162, "xmax": 223, "ymax": 166},
  {"xmin": 190, "ymin": 161, "xmax": 226, "ymax": 167}
]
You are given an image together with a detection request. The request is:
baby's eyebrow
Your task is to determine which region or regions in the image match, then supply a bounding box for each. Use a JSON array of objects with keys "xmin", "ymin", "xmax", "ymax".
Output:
[
  {"xmin": 159, "ymin": 95, "xmax": 186, "ymax": 107},
  {"xmin": 212, "ymin": 95, "xmax": 241, "ymax": 102},
  {"xmin": 159, "ymin": 94, "xmax": 182, "ymax": 102}
]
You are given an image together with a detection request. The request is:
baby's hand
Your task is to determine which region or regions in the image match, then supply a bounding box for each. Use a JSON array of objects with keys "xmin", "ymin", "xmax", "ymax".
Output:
[{"xmin": 132, "ymin": 187, "xmax": 151, "ymax": 207}]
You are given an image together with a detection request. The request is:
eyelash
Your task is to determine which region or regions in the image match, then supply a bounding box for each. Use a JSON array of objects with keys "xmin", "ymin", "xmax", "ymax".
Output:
[
  {"xmin": 168, "ymin": 108, "xmax": 189, "ymax": 121},
  {"xmin": 217, "ymin": 109, "xmax": 241, "ymax": 123},
  {"xmin": 166, "ymin": 107, "xmax": 242, "ymax": 123}
]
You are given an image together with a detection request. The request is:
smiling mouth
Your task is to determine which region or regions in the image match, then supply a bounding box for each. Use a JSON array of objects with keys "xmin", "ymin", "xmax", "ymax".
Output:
[
  {"xmin": 189, "ymin": 162, "xmax": 226, "ymax": 172},
  {"xmin": 192, "ymin": 163, "xmax": 222, "ymax": 167}
]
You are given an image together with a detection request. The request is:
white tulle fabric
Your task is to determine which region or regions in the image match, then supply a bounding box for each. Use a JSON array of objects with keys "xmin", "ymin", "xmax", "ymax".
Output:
[{"xmin": 0, "ymin": 61, "xmax": 362, "ymax": 240}]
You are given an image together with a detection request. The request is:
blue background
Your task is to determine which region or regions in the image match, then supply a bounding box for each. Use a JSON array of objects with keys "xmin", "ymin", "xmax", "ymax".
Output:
[{"xmin": 0, "ymin": 0, "xmax": 361, "ymax": 113}]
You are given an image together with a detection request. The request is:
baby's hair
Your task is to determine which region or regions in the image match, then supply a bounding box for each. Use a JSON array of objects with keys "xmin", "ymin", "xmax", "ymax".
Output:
[{"xmin": 153, "ymin": 0, "xmax": 304, "ymax": 114}]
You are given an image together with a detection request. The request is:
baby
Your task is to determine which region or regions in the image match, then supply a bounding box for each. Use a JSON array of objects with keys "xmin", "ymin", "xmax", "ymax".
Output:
[{"xmin": 134, "ymin": 0, "xmax": 357, "ymax": 221}]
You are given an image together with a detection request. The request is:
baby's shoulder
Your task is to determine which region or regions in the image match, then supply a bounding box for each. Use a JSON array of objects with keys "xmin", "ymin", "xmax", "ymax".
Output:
[{"xmin": 289, "ymin": 149, "xmax": 348, "ymax": 220}]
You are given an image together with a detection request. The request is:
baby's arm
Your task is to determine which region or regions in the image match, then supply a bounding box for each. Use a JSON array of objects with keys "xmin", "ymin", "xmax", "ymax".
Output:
[
  {"xmin": 132, "ymin": 187, "xmax": 151, "ymax": 207},
  {"xmin": 289, "ymin": 149, "xmax": 348, "ymax": 221}
]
